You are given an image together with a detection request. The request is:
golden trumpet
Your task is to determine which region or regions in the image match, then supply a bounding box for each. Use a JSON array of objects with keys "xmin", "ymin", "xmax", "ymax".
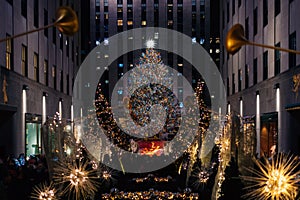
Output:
[
  {"xmin": 0, "ymin": 6, "xmax": 78, "ymax": 43},
  {"xmin": 226, "ymin": 23, "xmax": 300, "ymax": 55}
]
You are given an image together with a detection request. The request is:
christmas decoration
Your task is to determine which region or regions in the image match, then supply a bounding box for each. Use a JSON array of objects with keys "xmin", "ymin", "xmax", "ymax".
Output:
[
  {"xmin": 31, "ymin": 182, "xmax": 58, "ymax": 200},
  {"xmin": 52, "ymin": 160, "xmax": 99, "ymax": 200},
  {"xmin": 242, "ymin": 153, "xmax": 300, "ymax": 200}
]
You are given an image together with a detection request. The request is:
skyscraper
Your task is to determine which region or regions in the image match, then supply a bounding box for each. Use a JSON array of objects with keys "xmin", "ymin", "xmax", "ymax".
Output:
[{"xmin": 81, "ymin": 0, "xmax": 220, "ymax": 98}]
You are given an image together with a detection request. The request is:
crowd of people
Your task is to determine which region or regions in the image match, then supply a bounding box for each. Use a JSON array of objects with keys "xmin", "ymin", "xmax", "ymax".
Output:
[{"xmin": 0, "ymin": 153, "xmax": 49, "ymax": 200}]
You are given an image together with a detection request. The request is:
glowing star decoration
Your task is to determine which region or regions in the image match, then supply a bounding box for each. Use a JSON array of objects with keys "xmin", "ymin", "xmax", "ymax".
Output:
[
  {"xmin": 191, "ymin": 168, "xmax": 211, "ymax": 189},
  {"xmin": 145, "ymin": 39, "xmax": 156, "ymax": 49},
  {"xmin": 242, "ymin": 153, "xmax": 300, "ymax": 200},
  {"xmin": 53, "ymin": 161, "xmax": 99, "ymax": 200},
  {"xmin": 31, "ymin": 182, "xmax": 57, "ymax": 200}
]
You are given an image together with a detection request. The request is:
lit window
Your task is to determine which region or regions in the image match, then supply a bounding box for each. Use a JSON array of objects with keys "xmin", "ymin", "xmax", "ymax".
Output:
[
  {"xmin": 216, "ymin": 49, "xmax": 220, "ymax": 53},
  {"xmin": 44, "ymin": 60, "xmax": 48, "ymax": 86},
  {"xmin": 127, "ymin": 20, "xmax": 133, "ymax": 25},
  {"xmin": 141, "ymin": 20, "xmax": 147, "ymax": 26},
  {"xmin": 33, "ymin": 53, "xmax": 39, "ymax": 82},
  {"xmin": 168, "ymin": 20, "xmax": 173, "ymax": 26},
  {"xmin": 117, "ymin": 20, "xmax": 123, "ymax": 26},
  {"xmin": 6, "ymin": 36, "xmax": 12, "ymax": 70},
  {"xmin": 200, "ymin": 38, "xmax": 205, "ymax": 44},
  {"xmin": 178, "ymin": 63, "xmax": 183, "ymax": 67},
  {"xmin": 118, "ymin": 63, "xmax": 124, "ymax": 68},
  {"xmin": 104, "ymin": 38, "xmax": 109, "ymax": 45},
  {"xmin": 210, "ymin": 49, "xmax": 213, "ymax": 53},
  {"xmin": 21, "ymin": 45, "xmax": 27, "ymax": 76},
  {"xmin": 192, "ymin": 37, "xmax": 197, "ymax": 44}
]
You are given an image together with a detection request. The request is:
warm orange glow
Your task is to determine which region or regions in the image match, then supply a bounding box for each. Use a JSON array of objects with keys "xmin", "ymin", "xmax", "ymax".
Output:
[{"xmin": 139, "ymin": 141, "xmax": 164, "ymax": 156}]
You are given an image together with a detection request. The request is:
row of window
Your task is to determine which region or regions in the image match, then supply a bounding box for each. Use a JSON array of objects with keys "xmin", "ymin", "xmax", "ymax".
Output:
[
  {"xmin": 5, "ymin": 40, "xmax": 71, "ymax": 95},
  {"xmin": 230, "ymin": 31, "xmax": 297, "ymax": 94},
  {"xmin": 224, "ymin": 0, "xmax": 283, "ymax": 30},
  {"xmin": 97, "ymin": 0, "xmax": 206, "ymax": 45}
]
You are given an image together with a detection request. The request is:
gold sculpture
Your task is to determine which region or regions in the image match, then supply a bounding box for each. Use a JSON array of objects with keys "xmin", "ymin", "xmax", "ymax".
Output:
[
  {"xmin": 226, "ymin": 24, "xmax": 300, "ymax": 55},
  {"xmin": 293, "ymin": 74, "xmax": 300, "ymax": 99},
  {"xmin": 0, "ymin": 6, "xmax": 78, "ymax": 43},
  {"xmin": 2, "ymin": 76, "xmax": 8, "ymax": 104}
]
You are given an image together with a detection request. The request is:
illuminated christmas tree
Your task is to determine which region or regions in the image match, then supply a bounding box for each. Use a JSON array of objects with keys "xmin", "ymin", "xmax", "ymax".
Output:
[{"xmin": 128, "ymin": 49, "xmax": 173, "ymax": 94}]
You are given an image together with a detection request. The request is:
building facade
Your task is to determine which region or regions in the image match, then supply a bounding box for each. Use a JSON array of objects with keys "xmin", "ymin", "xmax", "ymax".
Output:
[
  {"xmin": 220, "ymin": 0, "xmax": 300, "ymax": 157},
  {"xmin": 81, "ymin": 0, "xmax": 220, "ymax": 98},
  {"xmin": 0, "ymin": 0, "xmax": 81, "ymax": 157}
]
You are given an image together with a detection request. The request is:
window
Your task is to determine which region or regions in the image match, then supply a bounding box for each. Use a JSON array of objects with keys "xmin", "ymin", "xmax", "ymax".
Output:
[
  {"xmin": 25, "ymin": 114, "xmax": 42, "ymax": 158},
  {"xmin": 21, "ymin": 0, "xmax": 27, "ymax": 18},
  {"xmin": 6, "ymin": 34, "xmax": 13, "ymax": 70},
  {"xmin": 275, "ymin": 43, "xmax": 281, "ymax": 75},
  {"xmin": 254, "ymin": 7, "xmax": 258, "ymax": 35},
  {"xmin": 245, "ymin": 64, "xmax": 249, "ymax": 89},
  {"xmin": 127, "ymin": 0, "xmax": 132, "ymax": 4},
  {"xmin": 141, "ymin": 20, "xmax": 147, "ymax": 26},
  {"xmin": 72, "ymin": 40, "xmax": 74, "ymax": 61},
  {"xmin": 227, "ymin": 77, "xmax": 230, "ymax": 96},
  {"xmin": 52, "ymin": 65, "xmax": 57, "ymax": 90},
  {"xmin": 117, "ymin": 20, "xmax": 123, "ymax": 26},
  {"xmin": 245, "ymin": 17, "xmax": 249, "ymax": 39},
  {"xmin": 21, "ymin": 45, "xmax": 28, "ymax": 77},
  {"xmin": 60, "ymin": 70, "xmax": 64, "ymax": 92},
  {"xmin": 44, "ymin": 60, "xmax": 48, "ymax": 86},
  {"xmin": 177, "ymin": 5, "xmax": 183, "ymax": 32},
  {"xmin": 222, "ymin": 10, "xmax": 225, "ymax": 29},
  {"xmin": 67, "ymin": 74, "xmax": 70, "ymax": 95},
  {"xmin": 66, "ymin": 37, "xmax": 69, "ymax": 57},
  {"xmin": 44, "ymin": 9, "xmax": 48, "ymax": 37},
  {"xmin": 127, "ymin": 7, "xmax": 133, "ymax": 19},
  {"xmin": 167, "ymin": 0, "xmax": 173, "ymax": 29},
  {"xmin": 33, "ymin": 53, "xmax": 39, "ymax": 82},
  {"xmin": 238, "ymin": 0, "xmax": 242, "ymax": 7},
  {"xmin": 275, "ymin": 0, "xmax": 281, "ymax": 16},
  {"xmin": 238, "ymin": 69, "xmax": 242, "ymax": 91},
  {"xmin": 232, "ymin": 0, "xmax": 235, "ymax": 16},
  {"xmin": 263, "ymin": 51, "xmax": 268, "ymax": 80},
  {"xmin": 263, "ymin": 0, "xmax": 268, "ymax": 27},
  {"xmin": 117, "ymin": 7, "xmax": 123, "ymax": 19},
  {"xmin": 154, "ymin": 0, "xmax": 159, "ymax": 27},
  {"xmin": 60, "ymin": 33, "xmax": 63, "ymax": 50},
  {"xmin": 232, "ymin": 73, "xmax": 235, "ymax": 94},
  {"xmin": 141, "ymin": 0, "xmax": 146, "ymax": 21},
  {"xmin": 6, "ymin": 0, "xmax": 13, "ymax": 5},
  {"xmin": 52, "ymin": 19, "xmax": 56, "ymax": 44},
  {"xmin": 34, "ymin": 0, "xmax": 38, "ymax": 27},
  {"xmin": 227, "ymin": 2, "xmax": 230, "ymax": 22},
  {"xmin": 253, "ymin": 58, "xmax": 257, "ymax": 84},
  {"xmin": 289, "ymin": 31, "xmax": 296, "ymax": 68}
]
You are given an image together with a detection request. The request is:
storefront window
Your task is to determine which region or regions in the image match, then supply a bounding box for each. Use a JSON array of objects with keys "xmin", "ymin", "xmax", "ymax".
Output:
[{"xmin": 25, "ymin": 114, "xmax": 42, "ymax": 157}]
